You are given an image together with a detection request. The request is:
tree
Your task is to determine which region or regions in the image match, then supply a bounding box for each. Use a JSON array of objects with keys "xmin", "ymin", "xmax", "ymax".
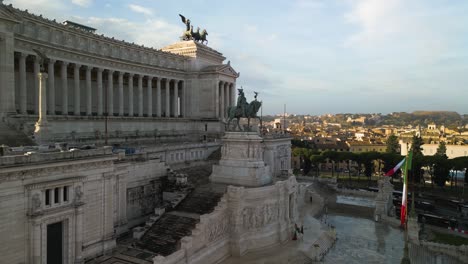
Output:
[
  {"xmin": 322, "ymin": 151, "xmax": 340, "ymax": 177},
  {"xmin": 386, "ymin": 134, "xmax": 400, "ymax": 154},
  {"xmin": 292, "ymin": 148, "xmax": 314, "ymax": 175},
  {"xmin": 433, "ymin": 155, "xmax": 450, "ymax": 187},
  {"xmin": 436, "ymin": 141, "xmax": 447, "ymax": 156},
  {"xmin": 432, "ymin": 143, "xmax": 450, "ymax": 188},
  {"xmin": 410, "ymin": 135, "xmax": 424, "ymax": 184}
]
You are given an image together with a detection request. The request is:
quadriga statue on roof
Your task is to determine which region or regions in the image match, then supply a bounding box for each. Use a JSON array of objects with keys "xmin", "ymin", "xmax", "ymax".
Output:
[
  {"xmin": 179, "ymin": 14, "xmax": 208, "ymax": 45},
  {"xmin": 227, "ymin": 89, "xmax": 262, "ymax": 131}
]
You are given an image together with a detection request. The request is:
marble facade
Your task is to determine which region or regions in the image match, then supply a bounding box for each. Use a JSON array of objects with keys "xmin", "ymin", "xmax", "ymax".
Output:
[{"xmin": 0, "ymin": 3, "xmax": 238, "ymax": 144}]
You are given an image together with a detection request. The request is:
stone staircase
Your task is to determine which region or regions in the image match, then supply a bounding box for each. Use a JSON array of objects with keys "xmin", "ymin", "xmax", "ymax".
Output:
[
  {"xmin": 135, "ymin": 165, "xmax": 224, "ymax": 257},
  {"xmin": 0, "ymin": 121, "xmax": 34, "ymax": 147},
  {"xmin": 137, "ymin": 214, "xmax": 198, "ymax": 256}
]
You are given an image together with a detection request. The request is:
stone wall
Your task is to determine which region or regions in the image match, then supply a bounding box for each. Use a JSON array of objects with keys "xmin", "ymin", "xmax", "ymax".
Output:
[
  {"xmin": 419, "ymin": 241, "xmax": 468, "ymax": 263},
  {"xmin": 337, "ymin": 188, "xmax": 378, "ymax": 198},
  {"xmin": 152, "ymin": 176, "xmax": 298, "ymax": 264}
]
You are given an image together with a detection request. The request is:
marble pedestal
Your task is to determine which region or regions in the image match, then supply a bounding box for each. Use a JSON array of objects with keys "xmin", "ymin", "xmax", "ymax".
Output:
[{"xmin": 210, "ymin": 131, "xmax": 271, "ymax": 187}]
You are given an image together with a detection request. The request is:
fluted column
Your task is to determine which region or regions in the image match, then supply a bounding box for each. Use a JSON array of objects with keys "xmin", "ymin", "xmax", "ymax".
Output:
[
  {"xmin": 220, "ymin": 81, "xmax": 225, "ymax": 119},
  {"xmin": 165, "ymin": 78, "xmax": 170, "ymax": 117},
  {"xmin": 138, "ymin": 75, "xmax": 143, "ymax": 116},
  {"xmin": 47, "ymin": 59, "xmax": 56, "ymax": 115},
  {"xmin": 173, "ymin": 80, "xmax": 178, "ymax": 117},
  {"xmin": 215, "ymin": 81, "xmax": 220, "ymax": 118},
  {"xmin": 61, "ymin": 61, "xmax": 69, "ymax": 115},
  {"xmin": 32, "ymin": 222, "xmax": 41, "ymax": 264},
  {"xmin": 73, "ymin": 63, "xmax": 81, "ymax": 116},
  {"xmin": 156, "ymin": 78, "xmax": 161, "ymax": 117},
  {"xmin": 180, "ymin": 80, "xmax": 185, "ymax": 117},
  {"xmin": 19, "ymin": 53, "xmax": 27, "ymax": 114},
  {"xmin": 224, "ymin": 82, "xmax": 229, "ymax": 119},
  {"xmin": 33, "ymin": 58, "xmax": 40, "ymax": 114},
  {"xmin": 118, "ymin": 71, "xmax": 124, "ymax": 116},
  {"xmin": 128, "ymin": 73, "xmax": 134, "ymax": 117},
  {"xmin": 75, "ymin": 206, "xmax": 84, "ymax": 263},
  {"xmin": 97, "ymin": 68, "xmax": 103, "ymax": 116},
  {"xmin": 147, "ymin": 76, "xmax": 153, "ymax": 117},
  {"xmin": 107, "ymin": 70, "xmax": 114, "ymax": 115},
  {"xmin": 85, "ymin": 66, "xmax": 92, "ymax": 115}
]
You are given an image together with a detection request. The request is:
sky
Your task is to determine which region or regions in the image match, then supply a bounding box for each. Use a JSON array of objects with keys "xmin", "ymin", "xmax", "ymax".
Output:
[{"xmin": 6, "ymin": 0, "xmax": 468, "ymax": 115}]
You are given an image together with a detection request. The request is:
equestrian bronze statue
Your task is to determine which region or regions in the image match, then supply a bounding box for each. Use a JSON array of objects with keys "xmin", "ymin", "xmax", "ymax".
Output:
[
  {"xmin": 226, "ymin": 89, "xmax": 262, "ymax": 131},
  {"xmin": 179, "ymin": 14, "xmax": 209, "ymax": 44}
]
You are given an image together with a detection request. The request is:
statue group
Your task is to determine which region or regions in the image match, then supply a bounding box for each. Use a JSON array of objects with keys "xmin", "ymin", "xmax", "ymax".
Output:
[
  {"xmin": 179, "ymin": 14, "xmax": 208, "ymax": 44},
  {"xmin": 227, "ymin": 89, "xmax": 262, "ymax": 131}
]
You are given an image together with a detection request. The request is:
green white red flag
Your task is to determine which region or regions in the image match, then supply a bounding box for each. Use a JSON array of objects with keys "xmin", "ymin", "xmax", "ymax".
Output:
[
  {"xmin": 401, "ymin": 150, "xmax": 413, "ymax": 227},
  {"xmin": 385, "ymin": 158, "xmax": 405, "ymax": 176}
]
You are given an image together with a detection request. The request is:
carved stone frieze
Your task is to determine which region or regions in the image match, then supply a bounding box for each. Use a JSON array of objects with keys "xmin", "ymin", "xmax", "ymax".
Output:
[
  {"xmin": 0, "ymin": 159, "xmax": 114, "ymax": 183},
  {"xmin": 15, "ymin": 39, "xmax": 186, "ymax": 79},
  {"xmin": 206, "ymin": 213, "xmax": 229, "ymax": 242},
  {"xmin": 242, "ymin": 202, "xmax": 279, "ymax": 230}
]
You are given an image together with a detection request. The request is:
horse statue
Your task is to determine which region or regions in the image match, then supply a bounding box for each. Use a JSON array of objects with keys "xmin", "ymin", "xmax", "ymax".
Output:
[
  {"xmin": 191, "ymin": 27, "xmax": 208, "ymax": 44},
  {"xmin": 226, "ymin": 89, "xmax": 262, "ymax": 131},
  {"xmin": 179, "ymin": 14, "xmax": 209, "ymax": 44}
]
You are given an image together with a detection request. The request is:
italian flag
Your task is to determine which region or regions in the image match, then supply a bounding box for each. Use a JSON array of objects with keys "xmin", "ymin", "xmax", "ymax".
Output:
[
  {"xmin": 384, "ymin": 158, "xmax": 405, "ymax": 176},
  {"xmin": 401, "ymin": 151, "xmax": 413, "ymax": 227}
]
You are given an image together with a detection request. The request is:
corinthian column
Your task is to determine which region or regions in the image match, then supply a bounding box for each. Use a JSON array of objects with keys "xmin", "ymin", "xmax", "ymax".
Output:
[
  {"xmin": 173, "ymin": 80, "xmax": 178, "ymax": 117},
  {"xmin": 180, "ymin": 80, "xmax": 185, "ymax": 117},
  {"xmin": 156, "ymin": 78, "xmax": 161, "ymax": 117},
  {"xmin": 33, "ymin": 58, "xmax": 40, "ymax": 114},
  {"xmin": 118, "ymin": 71, "xmax": 124, "ymax": 116},
  {"xmin": 61, "ymin": 61, "xmax": 69, "ymax": 115},
  {"xmin": 147, "ymin": 76, "xmax": 153, "ymax": 117},
  {"xmin": 75, "ymin": 205, "xmax": 84, "ymax": 264},
  {"xmin": 97, "ymin": 68, "xmax": 103, "ymax": 115},
  {"xmin": 165, "ymin": 79, "xmax": 170, "ymax": 117},
  {"xmin": 138, "ymin": 75, "xmax": 143, "ymax": 116},
  {"xmin": 85, "ymin": 66, "xmax": 92, "ymax": 116},
  {"xmin": 107, "ymin": 70, "xmax": 114, "ymax": 115},
  {"xmin": 47, "ymin": 59, "xmax": 56, "ymax": 115},
  {"xmin": 73, "ymin": 63, "xmax": 81, "ymax": 116},
  {"xmin": 220, "ymin": 81, "xmax": 225, "ymax": 119},
  {"xmin": 128, "ymin": 73, "xmax": 134, "ymax": 117},
  {"xmin": 19, "ymin": 53, "xmax": 27, "ymax": 114}
]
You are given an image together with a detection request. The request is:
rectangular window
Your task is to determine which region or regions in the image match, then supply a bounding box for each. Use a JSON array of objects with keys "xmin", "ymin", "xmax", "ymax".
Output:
[
  {"xmin": 63, "ymin": 186, "xmax": 68, "ymax": 202},
  {"xmin": 54, "ymin": 187, "xmax": 59, "ymax": 204},
  {"xmin": 45, "ymin": 189, "xmax": 51, "ymax": 206}
]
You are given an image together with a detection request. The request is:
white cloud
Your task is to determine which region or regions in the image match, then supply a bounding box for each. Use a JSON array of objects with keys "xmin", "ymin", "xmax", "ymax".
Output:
[
  {"xmin": 75, "ymin": 16, "xmax": 181, "ymax": 48},
  {"xmin": 129, "ymin": 4, "xmax": 153, "ymax": 16},
  {"xmin": 344, "ymin": 0, "xmax": 405, "ymax": 45},
  {"xmin": 4, "ymin": 0, "xmax": 69, "ymax": 19},
  {"xmin": 72, "ymin": 0, "xmax": 92, "ymax": 8}
]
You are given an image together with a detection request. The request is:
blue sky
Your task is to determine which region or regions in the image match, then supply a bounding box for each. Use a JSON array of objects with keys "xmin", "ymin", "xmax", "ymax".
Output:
[{"xmin": 7, "ymin": 0, "xmax": 468, "ymax": 115}]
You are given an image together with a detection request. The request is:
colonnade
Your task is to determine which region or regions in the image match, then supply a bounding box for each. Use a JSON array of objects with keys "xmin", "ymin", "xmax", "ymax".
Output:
[
  {"xmin": 16, "ymin": 52, "xmax": 185, "ymax": 118},
  {"xmin": 218, "ymin": 80, "xmax": 236, "ymax": 119}
]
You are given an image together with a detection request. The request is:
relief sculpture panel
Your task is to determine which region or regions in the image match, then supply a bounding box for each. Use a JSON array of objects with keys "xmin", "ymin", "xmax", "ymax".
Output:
[{"xmin": 242, "ymin": 202, "xmax": 279, "ymax": 230}]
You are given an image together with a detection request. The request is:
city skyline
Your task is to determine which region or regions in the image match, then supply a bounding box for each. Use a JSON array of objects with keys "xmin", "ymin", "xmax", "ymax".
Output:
[{"xmin": 7, "ymin": 0, "xmax": 468, "ymax": 115}]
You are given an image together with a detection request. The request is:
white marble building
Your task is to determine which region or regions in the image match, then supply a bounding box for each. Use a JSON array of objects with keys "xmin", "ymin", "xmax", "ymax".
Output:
[{"xmin": 0, "ymin": 2, "xmax": 238, "ymax": 144}]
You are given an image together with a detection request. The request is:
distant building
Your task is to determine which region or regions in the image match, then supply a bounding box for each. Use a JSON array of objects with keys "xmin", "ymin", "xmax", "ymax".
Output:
[{"xmin": 400, "ymin": 142, "xmax": 468, "ymax": 158}]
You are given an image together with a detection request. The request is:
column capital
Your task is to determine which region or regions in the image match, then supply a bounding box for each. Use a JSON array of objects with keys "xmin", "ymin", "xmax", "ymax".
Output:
[
  {"xmin": 85, "ymin": 65, "xmax": 93, "ymax": 71},
  {"xmin": 107, "ymin": 69, "xmax": 114, "ymax": 74},
  {"xmin": 138, "ymin": 74, "xmax": 144, "ymax": 80},
  {"xmin": 97, "ymin": 67, "xmax": 104, "ymax": 73},
  {"xmin": 118, "ymin": 71, "xmax": 124, "ymax": 76},
  {"xmin": 74, "ymin": 63, "xmax": 82, "ymax": 68},
  {"xmin": 61, "ymin": 61, "xmax": 69, "ymax": 66},
  {"xmin": 48, "ymin": 59, "xmax": 56, "ymax": 64},
  {"xmin": 128, "ymin": 73, "xmax": 134, "ymax": 77},
  {"xmin": 19, "ymin": 52, "xmax": 28, "ymax": 59}
]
